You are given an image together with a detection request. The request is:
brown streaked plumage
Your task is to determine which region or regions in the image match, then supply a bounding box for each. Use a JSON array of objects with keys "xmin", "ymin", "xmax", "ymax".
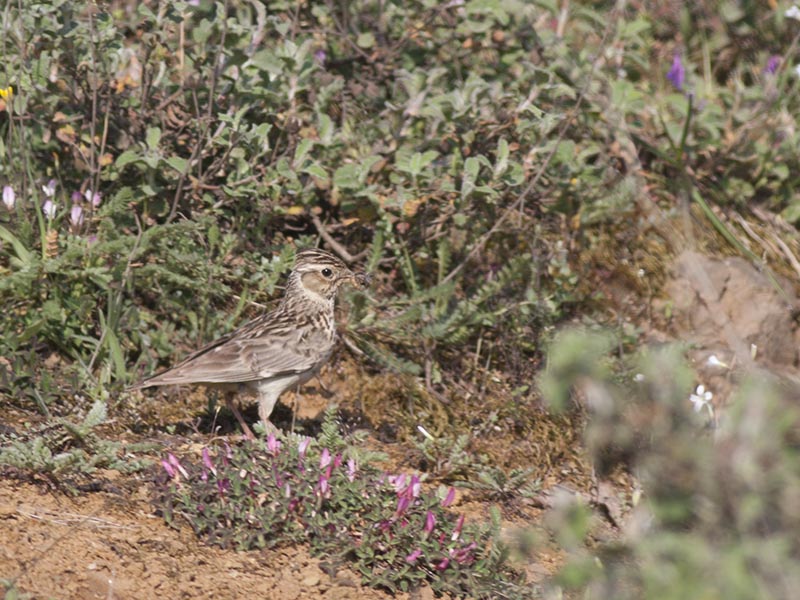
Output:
[{"xmin": 132, "ymin": 248, "xmax": 368, "ymax": 438}]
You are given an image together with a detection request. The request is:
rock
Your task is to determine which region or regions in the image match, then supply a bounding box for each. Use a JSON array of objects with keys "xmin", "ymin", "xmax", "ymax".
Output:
[{"xmin": 663, "ymin": 251, "xmax": 800, "ymax": 368}]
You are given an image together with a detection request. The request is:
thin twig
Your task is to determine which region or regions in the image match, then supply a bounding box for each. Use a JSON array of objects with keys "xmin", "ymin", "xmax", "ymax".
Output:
[{"xmin": 310, "ymin": 213, "xmax": 369, "ymax": 264}]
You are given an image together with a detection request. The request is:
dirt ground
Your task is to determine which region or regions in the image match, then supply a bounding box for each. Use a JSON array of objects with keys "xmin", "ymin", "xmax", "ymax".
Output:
[
  {"xmin": 3, "ymin": 248, "xmax": 798, "ymax": 599},
  {"xmin": 0, "ymin": 475, "xmax": 399, "ymax": 600}
]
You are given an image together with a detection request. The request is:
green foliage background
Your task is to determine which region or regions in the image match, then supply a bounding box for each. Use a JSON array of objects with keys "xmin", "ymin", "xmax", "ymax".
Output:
[{"xmin": 3, "ymin": 0, "xmax": 800, "ymax": 597}]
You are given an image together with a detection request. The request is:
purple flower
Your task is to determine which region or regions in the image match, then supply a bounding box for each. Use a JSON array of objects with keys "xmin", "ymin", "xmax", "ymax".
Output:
[
  {"xmin": 765, "ymin": 55, "xmax": 781, "ymax": 75},
  {"xmin": 346, "ymin": 458, "xmax": 357, "ymax": 482},
  {"xmin": 2, "ymin": 185, "xmax": 14, "ymax": 210},
  {"xmin": 42, "ymin": 179, "xmax": 56, "ymax": 198},
  {"xmin": 314, "ymin": 49, "xmax": 326, "ymax": 65},
  {"xmin": 69, "ymin": 204, "xmax": 84, "ymax": 227},
  {"xmin": 84, "ymin": 188, "xmax": 102, "ymax": 208},
  {"xmin": 441, "ymin": 487, "xmax": 456, "ymax": 507},
  {"xmin": 435, "ymin": 558, "xmax": 450, "ymax": 571},
  {"xmin": 424, "ymin": 510, "xmax": 436, "ymax": 534},
  {"xmin": 405, "ymin": 549, "xmax": 423, "ymax": 564},
  {"xmin": 319, "ymin": 447, "xmax": 331, "ymax": 469},
  {"xmin": 395, "ymin": 496, "xmax": 411, "ymax": 517},
  {"xmin": 297, "ymin": 437, "xmax": 311, "ymax": 458},
  {"xmin": 266, "ymin": 433, "xmax": 281, "ymax": 455},
  {"xmin": 42, "ymin": 199, "xmax": 56, "ymax": 220},
  {"xmin": 667, "ymin": 52, "xmax": 685, "ymax": 91},
  {"xmin": 71, "ymin": 190, "xmax": 82, "ymax": 203},
  {"xmin": 202, "ymin": 447, "xmax": 217, "ymax": 476}
]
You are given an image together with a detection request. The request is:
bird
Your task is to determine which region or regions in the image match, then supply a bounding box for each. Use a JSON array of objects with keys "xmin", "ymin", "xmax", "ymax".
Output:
[{"xmin": 131, "ymin": 248, "xmax": 369, "ymax": 438}]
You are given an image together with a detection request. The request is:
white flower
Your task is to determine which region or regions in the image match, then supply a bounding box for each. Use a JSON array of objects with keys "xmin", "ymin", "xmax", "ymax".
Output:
[
  {"xmin": 2, "ymin": 185, "xmax": 14, "ymax": 210},
  {"xmin": 689, "ymin": 384, "xmax": 713, "ymax": 415},
  {"xmin": 42, "ymin": 179, "xmax": 56, "ymax": 197},
  {"xmin": 633, "ymin": 373, "xmax": 645, "ymax": 382},
  {"xmin": 750, "ymin": 343, "xmax": 758, "ymax": 359},
  {"xmin": 786, "ymin": 5, "xmax": 800, "ymax": 20},
  {"xmin": 794, "ymin": 64, "xmax": 800, "ymax": 78},
  {"xmin": 42, "ymin": 199, "xmax": 57, "ymax": 220},
  {"xmin": 706, "ymin": 354, "xmax": 729, "ymax": 369}
]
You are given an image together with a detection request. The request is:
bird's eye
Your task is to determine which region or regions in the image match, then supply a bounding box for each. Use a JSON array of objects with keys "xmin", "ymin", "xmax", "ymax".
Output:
[{"xmin": 321, "ymin": 268, "xmax": 333, "ymax": 278}]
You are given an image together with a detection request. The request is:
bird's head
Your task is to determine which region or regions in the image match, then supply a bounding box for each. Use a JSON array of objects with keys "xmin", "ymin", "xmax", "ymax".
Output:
[{"xmin": 288, "ymin": 248, "xmax": 370, "ymax": 304}]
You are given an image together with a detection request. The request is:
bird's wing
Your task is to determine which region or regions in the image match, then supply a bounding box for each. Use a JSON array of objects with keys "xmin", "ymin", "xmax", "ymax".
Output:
[
  {"xmin": 135, "ymin": 319, "xmax": 332, "ymax": 388},
  {"xmin": 136, "ymin": 337, "xmax": 320, "ymax": 386}
]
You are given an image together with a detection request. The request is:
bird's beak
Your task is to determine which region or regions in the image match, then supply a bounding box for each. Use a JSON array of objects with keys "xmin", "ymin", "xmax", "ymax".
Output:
[{"xmin": 348, "ymin": 270, "xmax": 372, "ymax": 289}]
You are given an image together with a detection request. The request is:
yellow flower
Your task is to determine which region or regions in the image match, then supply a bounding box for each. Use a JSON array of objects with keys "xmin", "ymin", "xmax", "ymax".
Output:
[{"xmin": 0, "ymin": 86, "xmax": 13, "ymax": 101}]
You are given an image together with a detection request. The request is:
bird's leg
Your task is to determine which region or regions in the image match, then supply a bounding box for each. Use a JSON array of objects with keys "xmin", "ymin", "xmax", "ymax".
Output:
[
  {"xmin": 256, "ymin": 387, "xmax": 280, "ymax": 436},
  {"xmin": 291, "ymin": 389, "xmax": 299, "ymax": 433},
  {"xmin": 225, "ymin": 392, "xmax": 255, "ymax": 440}
]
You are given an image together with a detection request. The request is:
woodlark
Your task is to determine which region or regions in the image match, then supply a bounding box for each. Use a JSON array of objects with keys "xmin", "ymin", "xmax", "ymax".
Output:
[{"xmin": 132, "ymin": 248, "xmax": 368, "ymax": 438}]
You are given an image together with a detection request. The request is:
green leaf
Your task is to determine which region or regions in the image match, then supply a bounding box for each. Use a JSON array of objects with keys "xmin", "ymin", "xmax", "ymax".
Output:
[
  {"xmin": 356, "ymin": 32, "xmax": 375, "ymax": 48},
  {"xmin": 0, "ymin": 225, "xmax": 32, "ymax": 267},
  {"xmin": 146, "ymin": 127, "xmax": 161, "ymax": 150},
  {"xmin": 333, "ymin": 164, "xmax": 360, "ymax": 189},
  {"xmin": 166, "ymin": 155, "xmax": 188, "ymax": 174},
  {"xmin": 293, "ymin": 138, "xmax": 315, "ymax": 167},
  {"xmin": 115, "ymin": 149, "xmax": 141, "ymax": 169}
]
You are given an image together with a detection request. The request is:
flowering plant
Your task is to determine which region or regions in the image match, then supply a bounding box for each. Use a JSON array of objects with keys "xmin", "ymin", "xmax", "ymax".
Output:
[{"xmin": 156, "ymin": 427, "xmax": 528, "ymax": 597}]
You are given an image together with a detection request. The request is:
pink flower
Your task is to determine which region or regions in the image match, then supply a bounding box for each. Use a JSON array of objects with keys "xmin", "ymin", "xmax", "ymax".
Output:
[
  {"xmin": 424, "ymin": 510, "xmax": 436, "ymax": 535},
  {"xmin": 201, "ymin": 447, "xmax": 216, "ymax": 476},
  {"xmin": 405, "ymin": 549, "xmax": 423, "ymax": 564},
  {"xmin": 441, "ymin": 487, "xmax": 456, "ymax": 507},
  {"xmin": 449, "ymin": 542, "xmax": 478, "ymax": 565},
  {"xmin": 396, "ymin": 496, "xmax": 411, "ymax": 517},
  {"xmin": 318, "ymin": 474, "xmax": 330, "ymax": 496},
  {"xmin": 69, "ymin": 204, "xmax": 84, "ymax": 227},
  {"xmin": 42, "ymin": 199, "xmax": 56, "ymax": 220},
  {"xmin": 388, "ymin": 474, "xmax": 406, "ymax": 494},
  {"xmin": 451, "ymin": 514, "xmax": 465, "ymax": 541},
  {"xmin": 161, "ymin": 458, "xmax": 176, "ymax": 478},
  {"xmin": 284, "ymin": 482, "xmax": 292, "ymax": 498},
  {"xmin": 297, "ymin": 437, "xmax": 311, "ymax": 458},
  {"xmin": 84, "ymin": 188, "xmax": 102, "ymax": 208},
  {"xmin": 435, "ymin": 558, "xmax": 450, "ymax": 571},
  {"xmin": 266, "ymin": 433, "xmax": 281, "ymax": 455},
  {"xmin": 42, "ymin": 179, "xmax": 56, "ymax": 198},
  {"xmin": 167, "ymin": 453, "xmax": 188, "ymax": 478},
  {"xmin": 408, "ymin": 474, "xmax": 421, "ymax": 499},
  {"xmin": 319, "ymin": 447, "xmax": 331, "ymax": 469},
  {"xmin": 333, "ymin": 453, "xmax": 343, "ymax": 468},
  {"xmin": 346, "ymin": 458, "xmax": 357, "ymax": 482}
]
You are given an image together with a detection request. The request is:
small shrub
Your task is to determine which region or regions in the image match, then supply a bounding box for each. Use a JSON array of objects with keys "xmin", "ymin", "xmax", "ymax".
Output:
[
  {"xmin": 155, "ymin": 414, "xmax": 531, "ymax": 598},
  {"xmin": 0, "ymin": 400, "xmax": 152, "ymax": 491}
]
